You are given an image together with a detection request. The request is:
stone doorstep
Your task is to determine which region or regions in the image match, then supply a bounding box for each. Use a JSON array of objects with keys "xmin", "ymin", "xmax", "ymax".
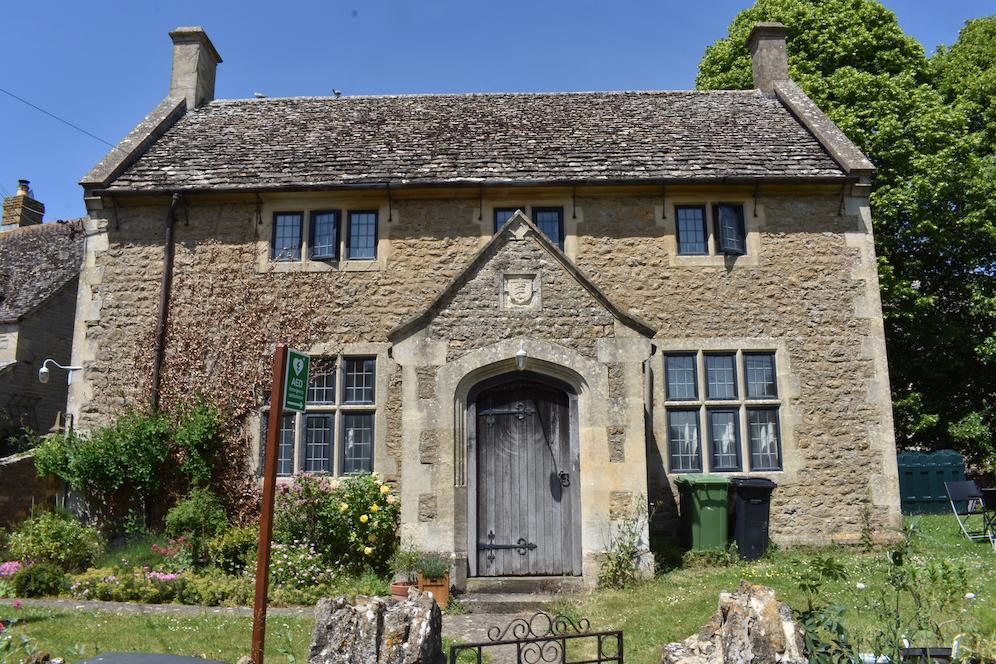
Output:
[
  {"xmin": 455, "ymin": 592, "xmax": 564, "ymax": 615},
  {"xmin": 463, "ymin": 575, "xmax": 586, "ymax": 594}
]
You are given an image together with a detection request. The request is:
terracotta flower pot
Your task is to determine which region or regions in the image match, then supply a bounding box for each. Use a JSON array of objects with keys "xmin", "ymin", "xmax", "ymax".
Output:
[
  {"xmin": 417, "ymin": 572, "xmax": 450, "ymax": 609},
  {"xmin": 391, "ymin": 580, "xmax": 416, "ymax": 601}
]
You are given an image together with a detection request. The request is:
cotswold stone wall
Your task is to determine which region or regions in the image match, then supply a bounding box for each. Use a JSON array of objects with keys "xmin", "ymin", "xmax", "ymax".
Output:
[{"xmin": 68, "ymin": 188, "xmax": 899, "ymax": 542}]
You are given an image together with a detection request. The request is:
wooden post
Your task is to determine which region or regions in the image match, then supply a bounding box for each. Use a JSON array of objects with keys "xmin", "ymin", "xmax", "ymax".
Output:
[{"xmin": 251, "ymin": 343, "xmax": 288, "ymax": 664}]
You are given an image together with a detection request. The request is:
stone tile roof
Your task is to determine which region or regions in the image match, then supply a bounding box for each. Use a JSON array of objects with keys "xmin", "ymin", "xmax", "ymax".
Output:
[
  {"xmin": 0, "ymin": 221, "xmax": 85, "ymax": 323},
  {"xmin": 104, "ymin": 90, "xmax": 845, "ymax": 192}
]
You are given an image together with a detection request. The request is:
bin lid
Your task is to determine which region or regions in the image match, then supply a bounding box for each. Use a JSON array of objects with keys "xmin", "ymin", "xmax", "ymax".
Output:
[
  {"xmin": 730, "ymin": 476, "xmax": 777, "ymax": 489},
  {"xmin": 674, "ymin": 474, "xmax": 731, "ymax": 486}
]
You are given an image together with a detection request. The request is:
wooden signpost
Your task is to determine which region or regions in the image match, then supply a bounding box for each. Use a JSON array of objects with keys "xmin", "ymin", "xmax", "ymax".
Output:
[{"xmin": 251, "ymin": 344, "xmax": 309, "ymax": 664}]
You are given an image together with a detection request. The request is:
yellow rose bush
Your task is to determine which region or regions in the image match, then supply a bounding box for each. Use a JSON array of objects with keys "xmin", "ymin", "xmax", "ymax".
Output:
[{"xmin": 273, "ymin": 473, "xmax": 400, "ymax": 573}]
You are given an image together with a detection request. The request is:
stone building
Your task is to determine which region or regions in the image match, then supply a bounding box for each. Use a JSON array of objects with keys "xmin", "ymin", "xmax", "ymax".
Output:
[
  {"xmin": 69, "ymin": 24, "xmax": 900, "ymax": 587},
  {"xmin": 1, "ymin": 181, "xmax": 84, "ymax": 441}
]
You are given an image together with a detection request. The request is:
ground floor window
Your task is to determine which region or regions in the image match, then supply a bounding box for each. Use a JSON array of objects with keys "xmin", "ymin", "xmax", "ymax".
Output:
[
  {"xmin": 261, "ymin": 355, "xmax": 377, "ymax": 476},
  {"xmin": 664, "ymin": 350, "xmax": 782, "ymax": 473}
]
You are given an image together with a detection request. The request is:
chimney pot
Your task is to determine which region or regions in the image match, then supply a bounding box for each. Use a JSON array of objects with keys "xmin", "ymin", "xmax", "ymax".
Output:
[
  {"xmin": 16, "ymin": 179, "xmax": 30, "ymax": 196},
  {"xmin": 745, "ymin": 22, "xmax": 790, "ymax": 93},
  {"xmin": 169, "ymin": 26, "xmax": 223, "ymax": 109}
]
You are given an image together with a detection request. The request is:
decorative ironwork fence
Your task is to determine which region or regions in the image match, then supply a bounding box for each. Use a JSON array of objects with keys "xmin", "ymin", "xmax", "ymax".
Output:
[{"xmin": 449, "ymin": 611, "xmax": 623, "ymax": 664}]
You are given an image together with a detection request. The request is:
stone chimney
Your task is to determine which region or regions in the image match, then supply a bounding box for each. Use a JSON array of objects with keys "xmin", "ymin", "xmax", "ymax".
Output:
[
  {"xmin": 1, "ymin": 180, "xmax": 44, "ymax": 229},
  {"xmin": 745, "ymin": 22, "xmax": 790, "ymax": 93},
  {"xmin": 169, "ymin": 27, "xmax": 223, "ymax": 109}
]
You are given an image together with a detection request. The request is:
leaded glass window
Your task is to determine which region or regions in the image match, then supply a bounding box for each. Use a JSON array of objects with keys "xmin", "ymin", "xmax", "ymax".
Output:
[
  {"xmin": 304, "ymin": 414, "xmax": 333, "ymax": 472},
  {"xmin": 748, "ymin": 408, "xmax": 782, "ymax": 470},
  {"xmin": 342, "ymin": 413, "xmax": 374, "ymax": 474},
  {"xmin": 745, "ymin": 353, "xmax": 777, "ymax": 399},
  {"xmin": 343, "ymin": 357, "xmax": 375, "ymax": 404},
  {"xmin": 668, "ymin": 410, "xmax": 701, "ymax": 472},
  {"xmin": 310, "ymin": 211, "xmax": 339, "ymax": 260},
  {"xmin": 276, "ymin": 413, "xmax": 295, "ymax": 476},
  {"xmin": 665, "ymin": 354, "xmax": 697, "ymax": 400},
  {"xmin": 307, "ymin": 371, "xmax": 336, "ymax": 405},
  {"xmin": 708, "ymin": 409, "xmax": 740, "ymax": 471},
  {"xmin": 533, "ymin": 207, "xmax": 564, "ymax": 250},
  {"xmin": 271, "ymin": 212, "xmax": 302, "ymax": 261},
  {"xmin": 705, "ymin": 354, "xmax": 737, "ymax": 400},
  {"xmin": 714, "ymin": 203, "xmax": 746, "ymax": 255},
  {"xmin": 676, "ymin": 205, "xmax": 708, "ymax": 255},
  {"xmin": 347, "ymin": 211, "xmax": 377, "ymax": 260},
  {"xmin": 494, "ymin": 207, "xmax": 522, "ymax": 233}
]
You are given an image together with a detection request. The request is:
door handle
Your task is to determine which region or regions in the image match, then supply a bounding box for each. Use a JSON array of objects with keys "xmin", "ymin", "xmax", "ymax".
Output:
[{"xmin": 559, "ymin": 471, "xmax": 570, "ymax": 487}]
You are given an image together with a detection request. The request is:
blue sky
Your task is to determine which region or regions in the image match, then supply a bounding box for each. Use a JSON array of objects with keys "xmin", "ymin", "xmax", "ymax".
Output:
[{"xmin": 0, "ymin": 0, "xmax": 985, "ymax": 220}]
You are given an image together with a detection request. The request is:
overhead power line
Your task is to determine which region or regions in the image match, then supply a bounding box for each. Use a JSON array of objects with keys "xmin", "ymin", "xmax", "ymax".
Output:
[{"xmin": 0, "ymin": 86, "xmax": 114, "ymax": 147}]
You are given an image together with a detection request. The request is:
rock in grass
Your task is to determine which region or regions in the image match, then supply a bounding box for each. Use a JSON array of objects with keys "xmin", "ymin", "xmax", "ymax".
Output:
[
  {"xmin": 309, "ymin": 589, "xmax": 443, "ymax": 664},
  {"xmin": 660, "ymin": 581, "xmax": 807, "ymax": 664}
]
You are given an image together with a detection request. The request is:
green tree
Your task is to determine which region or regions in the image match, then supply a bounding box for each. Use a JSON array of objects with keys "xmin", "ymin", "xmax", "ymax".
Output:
[{"xmin": 697, "ymin": 1, "xmax": 996, "ymax": 467}]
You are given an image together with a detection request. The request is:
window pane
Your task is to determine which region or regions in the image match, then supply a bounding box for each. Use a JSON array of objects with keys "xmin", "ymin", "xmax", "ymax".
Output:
[
  {"xmin": 665, "ymin": 354, "xmax": 697, "ymax": 400},
  {"xmin": 343, "ymin": 357, "xmax": 376, "ymax": 404},
  {"xmin": 341, "ymin": 413, "xmax": 374, "ymax": 474},
  {"xmin": 275, "ymin": 413, "xmax": 295, "ymax": 476},
  {"xmin": 745, "ymin": 353, "xmax": 777, "ymax": 399},
  {"xmin": 304, "ymin": 414, "xmax": 333, "ymax": 473},
  {"xmin": 715, "ymin": 204, "xmax": 746, "ymax": 255},
  {"xmin": 748, "ymin": 408, "xmax": 781, "ymax": 470},
  {"xmin": 676, "ymin": 206, "xmax": 707, "ymax": 255},
  {"xmin": 667, "ymin": 410, "xmax": 701, "ymax": 472},
  {"xmin": 705, "ymin": 354, "xmax": 737, "ymax": 399},
  {"xmin": 709, "ymin": 410, "xmax": 740, "ymax": 471},
  {"xmin": 310, "ymin": 211, "xmax": 338, "ymax": 260},
  {"xmin": 494, "ymin": 208, "xmax": 521, "ymax": 233},
  {"xmin": 533, "ymin": 208, "xmax": 564, "ymax": 249},
  {"xmin": 307, "ymin": 371, "xmax": 336, "ymax": 405},
  {"xmin": 347, "ymin": 211, "xmax": 377, "ymax": 259},
  {"xmin": 272, "ymin": 213, "xmax": 302, "ymax": 261}
]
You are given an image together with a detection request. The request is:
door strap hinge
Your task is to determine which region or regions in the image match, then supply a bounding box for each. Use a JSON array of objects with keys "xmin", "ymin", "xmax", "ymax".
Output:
[{"xmin": 478, "ymin": 530, "xmax": 538, "ymax": 563}]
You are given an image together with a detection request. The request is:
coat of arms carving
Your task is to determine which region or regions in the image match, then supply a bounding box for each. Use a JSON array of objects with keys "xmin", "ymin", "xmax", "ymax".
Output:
[{"xmin": 502, "ymin": 273, "xmax": 541, "ymax": 310}]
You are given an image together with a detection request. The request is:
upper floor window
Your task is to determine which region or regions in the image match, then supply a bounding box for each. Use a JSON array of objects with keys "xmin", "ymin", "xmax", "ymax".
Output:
[
  {"xmin": 493, "ymin": 206, "xmax": 564, "ymax": 250},
  {"xmin": 272, "ymin": 212, "xmax": 303, "ymax": 261},
  {"xmin": 676, "ymin": 206, "xmax": 708, "ymax": 255},
  {"xmin": 347, "ymin": 211, "xmax": 378, "ymax": 260},
  {"xmin": 309, "ymin": 211, "xmax": 339, "ymax": 261},
  {"xmin": 673, "ymin": 202, "xmax": 747, "ymax": 257}
]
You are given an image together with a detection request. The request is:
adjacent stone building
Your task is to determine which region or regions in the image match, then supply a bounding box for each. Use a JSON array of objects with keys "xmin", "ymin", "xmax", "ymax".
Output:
[{"xmin": 69, "ymin": 24, "xmax": 900, "ymax": 587}]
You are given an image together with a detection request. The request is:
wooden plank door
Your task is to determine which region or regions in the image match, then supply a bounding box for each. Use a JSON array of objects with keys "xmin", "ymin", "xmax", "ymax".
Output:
[{"xmin": 475, "ymin": 379, "xmax": 580, "ymax": 576}]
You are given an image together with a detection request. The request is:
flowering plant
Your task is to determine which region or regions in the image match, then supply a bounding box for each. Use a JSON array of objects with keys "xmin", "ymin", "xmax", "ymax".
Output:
[
  {"xmin": 0, "ymin": 562, "xmax": 22, "ymax": 578},
  {"xmin": 270, "ymin": 541, "xmax": 334, "ymax": 589},
  {"xmin": 273, "ymin": 473, "xmax": 400, "ymax": 572},
  {"xmin": 151, "ymin": 537, "xmax": 194, "ymax": 572}
]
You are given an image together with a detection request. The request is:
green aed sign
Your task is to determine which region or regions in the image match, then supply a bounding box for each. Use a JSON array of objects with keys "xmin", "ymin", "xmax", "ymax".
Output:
[{"xmin": 282, "ymin": 348, "xmax": 310, "ymax": 412}]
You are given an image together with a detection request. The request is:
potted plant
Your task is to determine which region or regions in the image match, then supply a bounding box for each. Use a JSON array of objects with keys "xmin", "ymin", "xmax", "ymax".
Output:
[
  {"xmin": 389, "ymin": 543, "xmax": 420, "ymax": 601},
  {"xmin": 416, "ymin": 552, "xmax": 451, "ymax": 609}
]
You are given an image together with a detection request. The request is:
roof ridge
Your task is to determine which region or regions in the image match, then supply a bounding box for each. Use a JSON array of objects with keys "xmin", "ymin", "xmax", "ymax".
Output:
[
  {"xmin": 0, "ymin": 219, "xmax": 87, "ymax": 239},
  {"xmin": 207, "ymin": 89, "xmax": 761, "ymax": 104}
]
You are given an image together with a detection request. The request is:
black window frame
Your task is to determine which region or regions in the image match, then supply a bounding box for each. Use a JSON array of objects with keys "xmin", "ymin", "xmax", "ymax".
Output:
[
  {"xmin": 494, "ymin": 207, "xmax": 525, "ymax": 234},
  {"xmin": 747, "ymin": 407, "xmax": 783, "ymax": 471},
  {"xmin": 665, "ymin": 353, "xmax": 698, "ymax": 401},
  {"xmin": 340, "ymin": 411, "xmax": 375, "ymax": 475},
  {"xmin": 707, "ymin": 408, "xmax": 742, "ymax": 472},
  {"xmin": 271, "ymin": 211, "xmax": 304, "ymax": 262},
  {"xmin": 303, "ymin": 413, "xmax": 334, "ymax": 473},
  {"xmin": 309, "ymin": 210, "xmax": 340, "ymax": 261},
  {"xmin": 346, "ymin": 210, "xmax": 378, "ymax": 260},
  {"xmin": 532, "ymin": 206, "xmax": 565, "ymax": 250},
  {"xmin": 744, "ymin": 352, "xmax": 778, "ymax": 400},
  {"xmin": 342, "ymin": 356, "xmax": 376, "ymax": 405},
  {"xmin": 704, "ymin": 353, "xmax": 738, "ymax": 401},
  {"xmin": 667, "ymin": 409, "xmax": 703, "ymax": 473},
  {"xmin": 713, "ymin": 203, "xmax": 747, "ymax": 256},
  {"xmin": 675, "ymin": 204, "xmax": 709, "ymax": 256}
]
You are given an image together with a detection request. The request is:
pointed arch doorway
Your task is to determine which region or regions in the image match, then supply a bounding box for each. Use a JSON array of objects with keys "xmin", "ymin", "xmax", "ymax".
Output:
[{"xmin": 467, "ymin": 371, "xmax": 582, "ymax": 577}]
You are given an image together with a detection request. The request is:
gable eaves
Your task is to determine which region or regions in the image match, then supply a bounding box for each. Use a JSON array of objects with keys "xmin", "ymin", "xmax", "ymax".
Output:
[{"xmin": 388, "ymin": 210, "xmax": 656, "ymax": 342}]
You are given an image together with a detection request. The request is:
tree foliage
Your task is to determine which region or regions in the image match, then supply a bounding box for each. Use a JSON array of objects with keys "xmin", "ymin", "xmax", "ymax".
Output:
[{"xmin": 698, "ymin": 1, "xmax": 996, "ymax": 468}]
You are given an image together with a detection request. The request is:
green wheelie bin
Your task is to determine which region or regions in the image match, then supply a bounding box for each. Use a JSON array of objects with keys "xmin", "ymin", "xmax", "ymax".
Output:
[{"xmin": 675, "ymin": 475, "xmax": 731, "ymax": 550}]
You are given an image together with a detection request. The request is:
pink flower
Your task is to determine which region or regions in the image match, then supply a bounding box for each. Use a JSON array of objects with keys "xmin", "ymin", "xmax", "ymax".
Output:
[
  {"xmin": 12, "ymin": 600, "xmax": 22, "ymax": 609},
  {"xmin": 0, "ymin": 561, "xmax": 22, "ymax": 578}
]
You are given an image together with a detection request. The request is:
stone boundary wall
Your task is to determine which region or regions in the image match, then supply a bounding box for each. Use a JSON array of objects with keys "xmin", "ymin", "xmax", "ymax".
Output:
[{"xmin": 0, "ymin": 450, "xmax": 57, "ymax": 528}]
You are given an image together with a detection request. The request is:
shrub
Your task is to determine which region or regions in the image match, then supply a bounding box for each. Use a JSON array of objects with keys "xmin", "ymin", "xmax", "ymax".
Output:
[
  {"xmin": 270, "ymin": 541, "xmax": 335, "ymax": 589},
  {"xmin": 8, "ymin": 512, "xmax": 104, "ymax": 572},
  {"xmin": 151, "ymin": 537, "xmax": 195, "ymax": 572},
  {"xmin": 179, "ymin": 569, "xmax": 253, "ymax": 607},
  {"xmin": 173, "ymin": 400, "xmax": 222, "ymax": 487},
  {"xmin": 68, "ymin": 567, "xmax": 187, "ymax": 603},
  {"xmin": 273, "ymin": 473, "xmax": 400, "ymax": 573},
  {"xmin": 0, "ymin": 561, "xmax": 22, "ymax": 578},
  {"xmin": 13, "ymin": 562, "xmax": 66, "ymax": 597},
  {"xmin": 598, "ymin": 499, "xmax": 649, "ymax": 589},
  {"xmin": 416, "ymin": 553, "xmax": 449, "ymax": 581},
  {"xmin": 208, "ymin": 526, "xmax": 258, "ymax": 575},
  {"xmin": 164, "ymin": 488, "xmax": 228, "ymax": 565}
]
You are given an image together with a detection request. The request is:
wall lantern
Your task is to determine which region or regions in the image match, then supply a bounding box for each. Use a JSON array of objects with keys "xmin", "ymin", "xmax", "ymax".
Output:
[
  {"xmin": 38, "ymin": 358, "xmax": 83, "ymax": 385},
  {"xmin": 515, "ymin": 340, "xmax": 528, "ymax": 371}
]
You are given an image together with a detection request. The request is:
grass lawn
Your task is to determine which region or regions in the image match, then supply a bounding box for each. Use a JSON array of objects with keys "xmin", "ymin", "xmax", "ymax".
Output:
[{"xmin": 2, "ymin": 515, "xmax": 992, "ymax": 663}]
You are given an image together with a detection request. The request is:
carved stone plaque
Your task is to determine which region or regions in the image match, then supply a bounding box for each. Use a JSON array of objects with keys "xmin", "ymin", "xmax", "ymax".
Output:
[{"xmin": 502, "ymin": 273, "xmax": 541, "ymax": 310}]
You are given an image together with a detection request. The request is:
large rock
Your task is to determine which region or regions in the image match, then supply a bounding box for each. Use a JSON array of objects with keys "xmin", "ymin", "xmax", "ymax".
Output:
[
  {"xmin": 661, "ymin": 581, "xmax": 807, "ymax": 664},
  {"xmin": 309, "ymin": 589, "xmax": 443, "ymax": 664}
]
